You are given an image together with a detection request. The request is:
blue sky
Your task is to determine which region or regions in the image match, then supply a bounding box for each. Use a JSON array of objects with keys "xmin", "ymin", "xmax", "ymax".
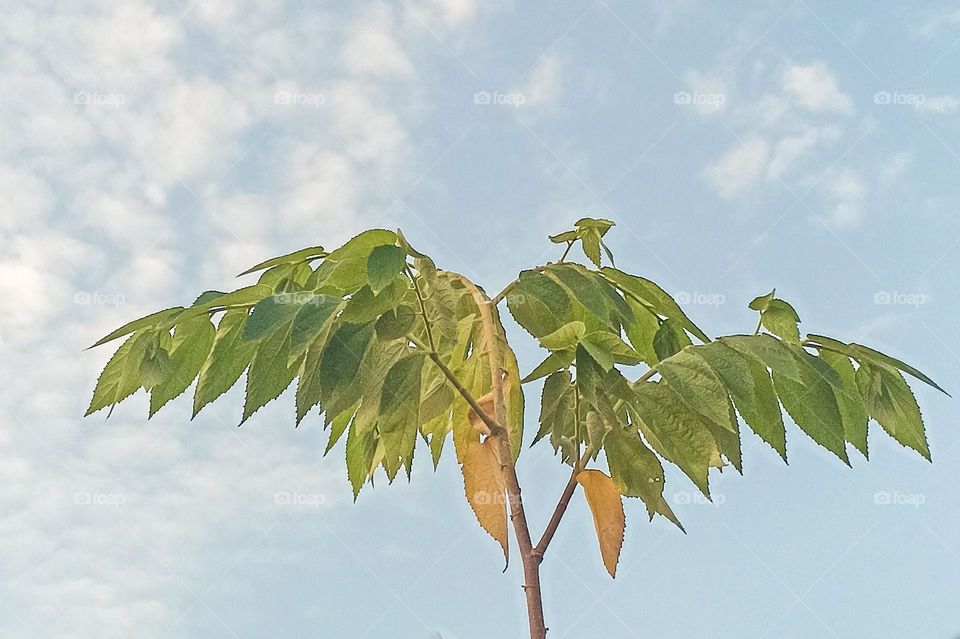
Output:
[{"xmin": 1, "ymin": 1, "xmax": 958, "ymax": 637}]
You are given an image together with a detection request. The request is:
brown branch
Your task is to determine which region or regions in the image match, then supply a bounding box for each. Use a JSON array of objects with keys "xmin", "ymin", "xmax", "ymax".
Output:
[
  {"xmin": 451, "ymin": 272, "xmax": 547, "ymax": 639},
  {"xmin": 532, "ymin": 449, "xmax": 591, "ymax": 561}
]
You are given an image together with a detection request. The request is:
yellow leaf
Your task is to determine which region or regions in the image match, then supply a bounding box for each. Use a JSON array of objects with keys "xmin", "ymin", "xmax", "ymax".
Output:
[
  {"xmin": 461, "ymin": 438, "xmax": 508, "ymax": 565},
  {"xmin": 466, "ymin": 370, "xmax": 513, "ymax": 437},
  {"xmin": 576, "ymin": 469, "xmax": 625, "ymax": 577},
  {"xmin": 467, "ymin": 389, "xmax": 494, "ymax": 436}
]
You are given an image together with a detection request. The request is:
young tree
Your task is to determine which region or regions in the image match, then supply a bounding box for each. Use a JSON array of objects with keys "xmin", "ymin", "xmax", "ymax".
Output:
[{"xmin": 85, "ymin": 219, "xmax": 946, "ymax": 638}]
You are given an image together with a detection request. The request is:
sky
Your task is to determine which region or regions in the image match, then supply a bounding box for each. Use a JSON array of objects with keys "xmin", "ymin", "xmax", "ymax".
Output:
[{"xmin": 1, "ymin": 0, "xmax": 959, "ymax": 637}]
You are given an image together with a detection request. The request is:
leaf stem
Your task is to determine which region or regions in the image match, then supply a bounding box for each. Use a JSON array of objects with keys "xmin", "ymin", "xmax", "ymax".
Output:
[
  {"xmin": 424, "ymin": 350, "xmax": 506, "ymax": 438},
  {"xmin": 559, "ymin": 241, "xmax": 574, "ymax": 263},
  {"xmin": 407, "ymin": 266, "xmax": 437, "ymax": 351},
  {"xmin": 491, "ymin": 280, "xmax": 517, "ymax": 306}
]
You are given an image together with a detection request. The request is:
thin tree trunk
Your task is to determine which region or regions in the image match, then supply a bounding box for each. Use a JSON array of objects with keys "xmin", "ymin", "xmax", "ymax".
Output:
[{"xmin": 466, "ymin": 280, "xmax": 548, "ymax": 638}]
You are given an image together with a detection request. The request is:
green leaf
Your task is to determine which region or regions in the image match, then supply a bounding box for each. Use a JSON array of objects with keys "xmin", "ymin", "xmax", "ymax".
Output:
[
  {"xmin": 378, "ymin": 352, "xmax": 424, "ymax": 479},
  {"xmin": 538, "ymin": 321, "xmax": 586, "ymax": 351},
  {"xmin": 820, "ymin": 350, "xmax": 869, "ymax": 458},
  {"xmin": 748, "ymin": 289, "xmax": 775, "ymax": 311},
  {"xmin": 289, "ymin": 296, "xmax": 342, "ymax": 359},
  {"xmin": 396, "ymin": 228, "xmax": 429, "ymax": 259},
  {"xmin": 600, "ymin": 268, "xmax": 709, "ymax": 342},
  {"xmin": 585, "ymin": 410, "xmax": 610, "ymax": 450},
  {"xmin": 623, "ymin": 299, "xmax": 660, "ymax": 365},
  {"xmin": 313, "ymin": 230, "xmax": 398, "ymax": 294},
  {"xmin": 720, "ymin": 334, "xmax": 803, "ymax": 384},
  {"xmin": 200, "ymin": 285, "xmax": 273, "ymax": 309},
  {"xmin": 346, "ymin": 418, "xmax": 377, "ymax": 499},
  {"xmin": 506, "ymin": 270, "xmax": 571, "ymax": 338},
  {"xmin": 193, "ymin": 290, "xmax": 227, "ymax": 306},
  {"xmin": 772, "ymin": 345, "xmax": 848, "ymax": 464},
  {"xmin": 367, "ymin": 245, "xmax": 406, "ymax": 294},
  {"xmin": 535, "ymin": 370, "xmax": 574, "ymax": 446},
  {"xmin": 549, "ymin": 230, "xmax": 578, "ymax": 243},
  {"xmin": 761, "ymin": 299, "xmax": 801, "ymax": 343},
  {"xmin": 656, "ymin": 348, "xmax": 738, "ymax": 433},
  {"xmin": 600, "ymin": 240, "xmax": 616, "ymax": 268},
  {"xmin": 318, "ymin": 323, "xmax": 376, "ymax": 418},
  {"xmin": 193, "ymin": 310, "xmax": 259, "ymax": 417},
  {"xmin": 695, "ymin": 342, "xmax": 786, "ymax": 461},
  {"xmin": 630, "ymin": 381, "xmax": 719, "ymax": 497},
  {"xmin": 604, "ymin": 424, "xmax": 683, "ymax": 529},
  {"xmin": 238, "ymin": 245, "xmax": 326, "ymax": 276},
  {"xmin": 325, "ymin": 229, "xmax": 397, "ymax": 262},
  {"xmin": 243, "ymin": 295, "xmax": 299, "ymax": 341},
  {"xmin": 242, "ymin": 318, "xmax": 303, "ymax": 423},
  {"xmin": 295, "ymin": 333, "xmax": 326, "ymax": 425},
  {"xmin": 375, "ymin": 305, "xmax": 416, "ymax": 341},
  {"xmin": 340, "ymin": 281, "xmax": 405, "ymax": 325},
  {"xmin": 581, "ymin": 331, "xmax": 641, "ymax": 371},
  {"xmin": 522, "ymin": 350, "xmax": 575, "ymax": 384},
  {"xmin": 575, "ymin": 217, "xmax": 615, "ymax": 235},
  {"xmin": 149, "ymin": 316, "xmax": 216, "ymax": 416},
  {"xmin": 89, "ymin": 307, "xmax": 184, "ymax": 349},
  {"xmin": 580, "ymin": 228, "xmax": 603, "ymax": 267},
  {"xmin": 139, "ymin": 342, "xmax": 171, "ymax": 390},
  {"xmin": 652, "ymin": 319, "xmax": 691, "ymax": 361},
  {"xmin": 86, "ymin": 331, "xmax": 152, "ymax": 415},
  {"xmin": 544, "ymin": 265, "xmax": 615, "ymax": 329},
  {"xmin": 856, "ymin": 363, "xmax": 929, "ymax": 460},
  {"xmin": 325, "ymin": 404, "xmax": 357, "ymax": 455},
  {"xmin": 293, "ymin": 305, "xmax": 343, "ymax": 424},
  {"xmin": 805, "ymin": 334, "xmax": 947, "ymax": 396}
]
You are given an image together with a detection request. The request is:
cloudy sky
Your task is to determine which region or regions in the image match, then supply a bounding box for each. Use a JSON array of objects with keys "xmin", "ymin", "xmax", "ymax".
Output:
[{"xmin": 2, "ymin": 1, "xmax": 959, "ymax": 637}]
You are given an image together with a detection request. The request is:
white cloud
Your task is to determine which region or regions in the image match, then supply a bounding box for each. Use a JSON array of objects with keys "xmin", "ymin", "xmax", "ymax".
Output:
[
  {"xmin": 704, "ymin": 135, "xmax": 770, "ymax": 198},
  {"xmin": 516, "ymin": 55, "xmax": 563, "ymax": 108},
  {"xmin": 781, "ymin": 62, "xmax": 854, "ymax": 115},
  {"xmin": 913, "ymin": 8, "xmax": 960, "ymax": 39},
  {"xmin": 767, "ymin": 126, "xmax": 840, "ymax": 181},
  {"xmin": 879, "ymin": 152, "xmax": 913, "ymax": 187},
  {"xmin": 918, "ymin": 95, "xmax": 960, "ymax": 113},
  {"xmin": 701, "ymin": 60, "xmax": 860, "ymax": 203},
  {"xmin": 819, "ymin": 169, "xmax": 867, "ymax": 229},
  {"xmin": 344, "ymin": 8, "xmax": 416, "ymax": 79},
  {"xmin": 0, "ymin": 1, "xmax": 486, "ymax": 636}
]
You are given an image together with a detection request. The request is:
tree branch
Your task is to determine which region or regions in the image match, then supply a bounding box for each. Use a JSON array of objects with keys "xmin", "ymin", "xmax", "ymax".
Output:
[
  {"xmin": 422, "ymin": 349, "xmax": 506, "ymax": 439},
  {"xmin": 532, "ymin": 448, "xmax": 590, "ymax": 560}
]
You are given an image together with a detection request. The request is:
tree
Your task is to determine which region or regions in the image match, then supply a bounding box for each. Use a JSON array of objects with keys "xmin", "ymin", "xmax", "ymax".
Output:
[{"xmin": 85, "ymin": 219, "xmax": 946, "ymax": 638}]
